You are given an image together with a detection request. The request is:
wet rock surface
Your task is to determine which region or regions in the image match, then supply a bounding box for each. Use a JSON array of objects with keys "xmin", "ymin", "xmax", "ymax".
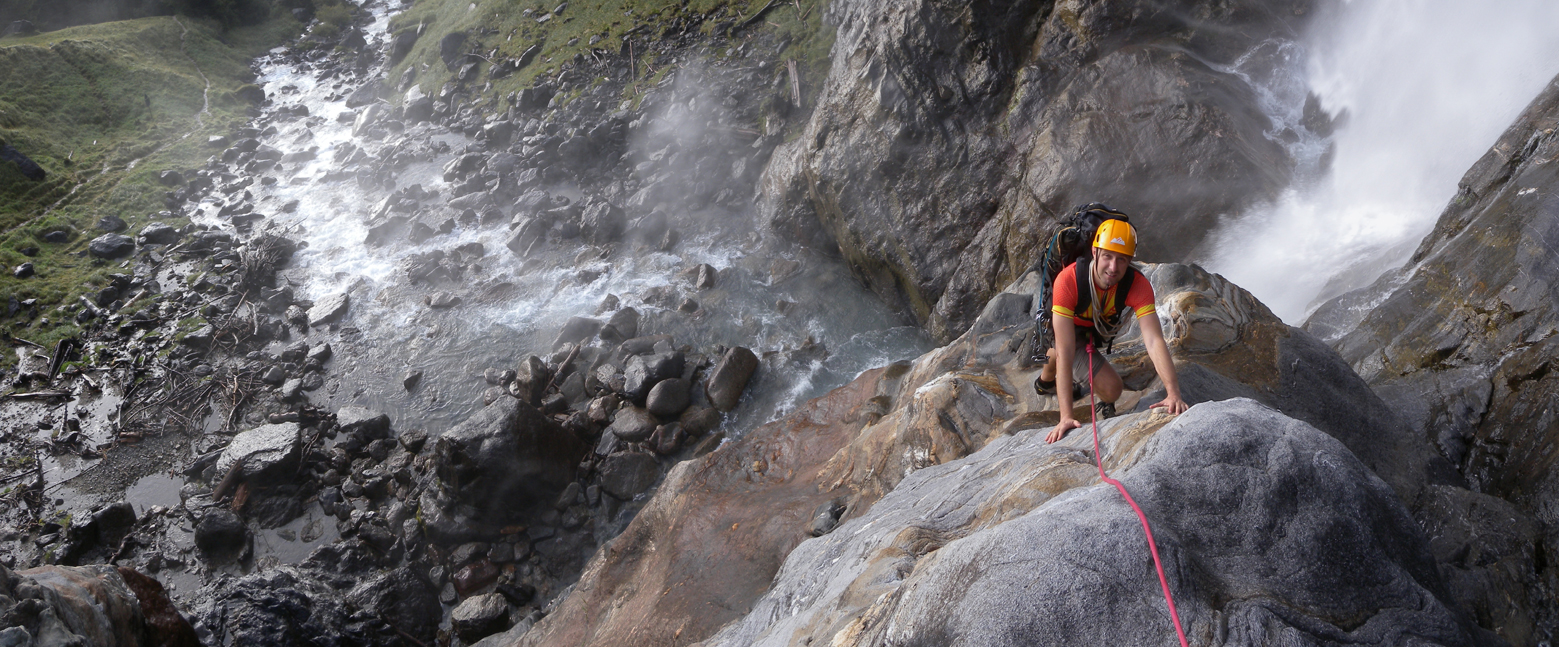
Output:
[
  {"xmin": 517, "ymin": 264, "xmax": 1496, "ymax": 647},
  {"xmin": 761, "ymin": 0, "xmax": 1308, "ymax": 341},
  {"xmin": 1308, "ymin": 71, "xmax": 1559, "ymax": 641}
]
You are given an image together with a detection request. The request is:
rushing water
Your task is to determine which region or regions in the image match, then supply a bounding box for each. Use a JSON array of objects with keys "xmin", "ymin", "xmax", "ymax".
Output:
[
  {"xmin": 1203, "ymin": 0, "xmax": 1559, "ymax": 324},
  {"xmin": 192, "ymin": 0, "xmax": 932, "ymax": 435}
]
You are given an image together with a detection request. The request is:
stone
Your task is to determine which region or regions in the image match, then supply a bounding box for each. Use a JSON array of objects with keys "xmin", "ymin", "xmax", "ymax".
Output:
[
  {"xmin": 88, "ymin": 234, "xmax": 135, "ymax": 259},
  {"xmin": 607, "ymin": 306, "xmax": 639, "ymax": 339},
  {"xmin": 597, "ymin": 452, "xmax": 660, "ymax": 500},
  {"xmin": 307, "ymin": 343, "xmax": 332, "ymax": 364},
  {"xmin": 623, "ymin": 351, "xmax": 684, "ymax": 403},
  {"xmin": 307, "ymin": 293, "xmax": 349, "ymax": 326},
  {"xmin": 679, "ymin": 406, "xmax": 721, "ymax": 437},
  {"xmin": 337, "ymin": 406, "xmax": 390, "ymax": 440},
  {"xmin": 96, "ymin": 215, "xmax": 127, "ymax": 232},
  {"xmin": 194, "ymin": 509, "xmax": 246, "ymax": 556},
  {"xmin": 12, "ymin": 263, "xmax": 32, "ymax": 279},
  {"xmin": 404, "ymin": 370, "xmax": 423, "ymax": 391},
  {"xmin": 139, "ymin": 222, "xmax": 181, "ymax": 245},
  {"xmin": 215, "ymin": 422, "xmax": 302, "ymax": 484},
  {"xmin": 605, "ymin": 406, "xmax": 657, "ymax": 443},
  {"xmin": 511, "ymin": 355, "xmax": 550, "ymax": 405},
  {"xmin": 580, "ymin": 200, "xmax": 624, "ymax": 244},
  {"xmin": 452, "ymin": 592, "xmax": 511, "ymax": 642},
  {"xmin": 428, "ymin": 292, "xmax": 461, "ymax": 308},
  {"xmin": 808, "ymin": 499, "xmax": 845, "ymax": 537},
  {"xmin": 684, "ymin": 263, "xmax": 718, "ymax": 289},
  {"xmin": 705, "ymin": 347, "xmax": 758, "ymax": 412},
  {"xmin": 435, "ymin": 398, "xmax": 587, "ymax": 517},
  {"xmin": 553, "ymin": 316, "xmax": 602, "ymax": 348},
  {"xmin": 344, "ymin": 569, "xmax": 441, "ymax": 644},
  {"xmin": 645, "ymin": 378, "xmax": 691, "ymax": 418}
]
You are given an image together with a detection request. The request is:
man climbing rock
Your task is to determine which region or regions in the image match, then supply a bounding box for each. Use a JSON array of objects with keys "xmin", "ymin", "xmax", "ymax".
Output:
[{"xmin": 1036, "ymin": 217, "xmax": 1188, "ymax": 442}]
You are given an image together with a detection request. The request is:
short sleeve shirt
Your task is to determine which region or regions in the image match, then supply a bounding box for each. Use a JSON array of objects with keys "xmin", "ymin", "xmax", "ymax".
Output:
[{"xmin": 1051, "ymin": 262, "xmax": 1156, "ymax": 328}]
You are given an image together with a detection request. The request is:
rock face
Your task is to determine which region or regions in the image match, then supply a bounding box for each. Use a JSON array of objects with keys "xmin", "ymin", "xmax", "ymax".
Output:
[
  {"xmin": 1307, "ymin": 71, "xmax": 1559, "ymax": 640},
  {"xmin": 434, "ymin": 398, "xmax": 587, "ymax": 517},
  {"xmin": 705, "ymin": 400, "xmax": 1481, "ymax": 646},
  {"xmin": 515, "ymin": 264, "xmax": 1494, "ymax": 647},
  {"xmin": 760, "ymin": 0, "xmax": 1308, "ymax": 341}
]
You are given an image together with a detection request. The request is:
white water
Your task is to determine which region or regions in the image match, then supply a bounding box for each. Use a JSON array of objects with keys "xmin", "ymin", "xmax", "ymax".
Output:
[
  {"xmin": 1204, "ymin": 0, "xmax": 1559, "ymax": 324},
  {"xmin": 193, "ymin": 0, "xmax": 930, "ymax": 434}
]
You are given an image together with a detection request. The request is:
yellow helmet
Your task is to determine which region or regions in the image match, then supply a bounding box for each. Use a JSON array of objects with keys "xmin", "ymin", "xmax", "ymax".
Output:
[{"xmin": 1093, "ymin": 219, "xmax": 1136, "ymax": 257}]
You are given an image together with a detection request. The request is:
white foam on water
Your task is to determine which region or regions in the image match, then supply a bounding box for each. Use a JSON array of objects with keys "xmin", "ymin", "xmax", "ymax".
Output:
[
  {"xmin": 1204, "ymin": 0, "xmax": 1559, "ymax": 324},
  {"xmin": 191, "ymin": 0, "xmax": 933, "ymax": 433}
]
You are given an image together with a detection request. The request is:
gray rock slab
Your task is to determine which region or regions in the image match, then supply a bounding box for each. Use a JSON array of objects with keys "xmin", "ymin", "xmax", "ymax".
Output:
[
  {"xmin": 215, "ymin": 422, "xmax": 302, "ymax": 483},
  {"xmin": 308, "ymin": 293, "xmax": 350, "ymax": 326},
  {"xmin": 704, "ymin": 399, "xmax": 1483, "ymax": 646}
]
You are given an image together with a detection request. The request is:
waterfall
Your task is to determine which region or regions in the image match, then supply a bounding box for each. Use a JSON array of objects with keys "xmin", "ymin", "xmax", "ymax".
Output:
[{"xmin": 1203, "ymin": 0, "xmax": 1559, "ymax": 324}]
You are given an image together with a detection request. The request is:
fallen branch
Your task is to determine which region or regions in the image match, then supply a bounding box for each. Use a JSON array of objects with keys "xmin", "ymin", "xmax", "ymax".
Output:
[{"xmin": 5, "ymin": 391, "xmax": 70, "ymax": 400}]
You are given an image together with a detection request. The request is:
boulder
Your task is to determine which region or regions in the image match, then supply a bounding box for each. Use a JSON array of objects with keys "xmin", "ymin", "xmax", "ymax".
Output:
[
  {"xmin": 215, "ymin": 422, "xmax": 302, "ymax": 484},
  {"xmin": 13, "ymin": 262, "xmax": 32, "ymax": 279},
  {"xmin": 307, "ymin": 293, "xmax": 350, "ymax": 326},
  {"xmin": 3, "ymin": 563, "xmax": 193, "ymax": 647},
  {"xmin": 705, "ymin": 347, "xmax": 757, "ymax": 412},
  {"xmin": 96, "ymin": 215, "xmax": 128, "ymax": 232},
  {"xmin": 389, "ymin": 29, "xmax": 420, "ymax": 65},
  {"xmin": 597, "ymin": 452, "xmax": 660, "ymax": 500},
  {"xmin": 758, "ymin": 0, "xmax": 1308, "ymax": 341},
  {"xmin": 605, "ymin": 406, "xmax": 657, "ymax": 443},
  {"xmin": 645, "ymin": 378, "xmax": 691, "ymax": 418},
  {"xmin": 451, "ymin": 592, "xmax": 510, "ymax": 642},
  {"xmin": 510, "ymin": 355, "xmax": 550, "ymax": 405},
  {"xmin": 336, "ymin": 407, "xmax": 390, "ymax": 440},
  {"xmin": 344, "ymin": 569, "xmax": 440, "ymax": 645},
  {"xmin": 623, "ymin": 351, "xmax": 683, "ymax": 403},
  {"xmin": 88, "ymin": 234, "xmax": 135, "ymax": 259},
  {"xmin": 0, "ymin": 142, "xmax": 44, "ymax": 181},
  {"xmin": 194, "ymin": 509, "xmax": 247, "ymax": 557},
  {"xmin": 138, "ymin": 222, "xmax": 181, "ymax": 245},
  {"xmin": 553, "ymin": 316, "xmax": 602, "ymax": 348},
  {"xmin": 580, "ymin": 200, "xmax": 624, "ymax": 244},
  {"xmin": 607, "ymin": 306, "xmax": 639, "ymax": 339},
  {"xmin": 434, "ymin": 398, "xmax": 586, "ymax": 517}
]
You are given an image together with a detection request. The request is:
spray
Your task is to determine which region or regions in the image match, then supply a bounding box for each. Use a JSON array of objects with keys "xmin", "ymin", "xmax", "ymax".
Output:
[{"xmin": 1204, "ymin": 0, "xmax": 1559, "ymax": 324}]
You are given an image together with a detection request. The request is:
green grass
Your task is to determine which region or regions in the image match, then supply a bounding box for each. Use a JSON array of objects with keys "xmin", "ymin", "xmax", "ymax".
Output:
[
  {"xmin": 386, "ymin": 0, "xmax": 834, "ymax": 118},
  {"xmin": 0, "ymin": 12, "xmax": 301, "ymax": 370}
]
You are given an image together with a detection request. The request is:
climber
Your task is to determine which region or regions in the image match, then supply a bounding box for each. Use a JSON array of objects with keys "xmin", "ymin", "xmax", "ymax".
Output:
[{"xmin": 1037, "ymin": 218, "xmax": 1188, "ymax": 443}]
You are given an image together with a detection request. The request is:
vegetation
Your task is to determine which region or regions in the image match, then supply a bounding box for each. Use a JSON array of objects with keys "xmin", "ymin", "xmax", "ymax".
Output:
[
  {"xmin": 0, "ymin": 12, "xmax": 301, "ymax": 370},
  {"xmin": 385, "ymin": 0, "xmax": 834, "ymax": 120}
]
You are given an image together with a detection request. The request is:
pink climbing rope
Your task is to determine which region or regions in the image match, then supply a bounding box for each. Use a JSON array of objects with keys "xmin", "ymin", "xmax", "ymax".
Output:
[{"xmin": 1086, "ymin": 342, "xmax": 1189, "ymax": 647}]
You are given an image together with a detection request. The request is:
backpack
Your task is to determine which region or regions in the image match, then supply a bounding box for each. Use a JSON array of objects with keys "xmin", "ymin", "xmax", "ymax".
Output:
[{"xmin": 1033, "ymin": 203, "xmax": 1134, "ymax": 354}]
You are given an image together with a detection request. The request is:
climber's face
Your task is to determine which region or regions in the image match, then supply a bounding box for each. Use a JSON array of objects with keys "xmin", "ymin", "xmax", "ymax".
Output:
[{"xmin": 1092, "ymin": 247, "xmax": 1131, "ymax": 290}]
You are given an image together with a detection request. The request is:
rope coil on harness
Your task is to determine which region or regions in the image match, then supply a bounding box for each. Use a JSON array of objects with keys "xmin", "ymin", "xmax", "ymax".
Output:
[{"xmin": 1086, "ymin": 342, "xmax": 1189, "ymax": 647}]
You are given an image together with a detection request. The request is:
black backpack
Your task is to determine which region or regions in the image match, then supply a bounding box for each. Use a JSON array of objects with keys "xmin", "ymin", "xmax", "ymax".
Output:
[{"xmin": 1034, "ymin": 203, "xmax": 1135, "ymax": 353}]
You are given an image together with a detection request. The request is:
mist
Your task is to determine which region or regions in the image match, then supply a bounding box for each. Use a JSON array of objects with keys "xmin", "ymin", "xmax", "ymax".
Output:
[{"xmin": 1202, "ymin": 0, "xmax": 1559, "ymax": 324}]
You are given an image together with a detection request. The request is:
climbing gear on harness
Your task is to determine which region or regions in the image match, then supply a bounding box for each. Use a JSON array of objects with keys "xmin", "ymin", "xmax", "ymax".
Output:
[
  {"xmin": 1033, "ymin": 204, "xmax": 1131, "ymax": 355},
  {"xmin": 1093, "ymin": 218, "xmax": 1137, "ymax": 257},
  {"xmin": 1085, "ymin": 343, "xmax": 1189, "ymax": 647}
]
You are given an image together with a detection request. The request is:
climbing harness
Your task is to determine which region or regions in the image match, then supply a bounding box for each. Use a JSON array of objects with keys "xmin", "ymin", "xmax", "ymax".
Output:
[{"xmin": 1086, "ymin": 343, "xmax": 1189, "ymax": 647}]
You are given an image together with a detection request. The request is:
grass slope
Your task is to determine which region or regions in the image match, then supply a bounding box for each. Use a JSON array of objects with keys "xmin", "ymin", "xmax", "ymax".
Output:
[
  {"xmin": 387, "ymin": 0, "xmax": 834, "ymax": 118},
  {"xmin": 0, "ymin": 14, "xmax": 300, "ymax": 366}
]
